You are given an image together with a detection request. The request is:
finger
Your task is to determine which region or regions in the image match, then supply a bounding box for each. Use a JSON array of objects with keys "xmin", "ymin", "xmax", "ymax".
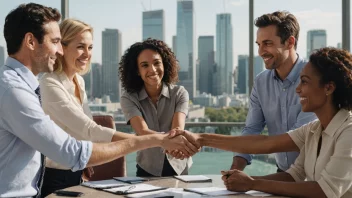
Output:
[
  {"xmin": 183, "ymin": 138, "xmax": 198, "ymax": 154},
  {"xmin": 168, "ymin": 130, "xmax": 177, "ymax": 138}
]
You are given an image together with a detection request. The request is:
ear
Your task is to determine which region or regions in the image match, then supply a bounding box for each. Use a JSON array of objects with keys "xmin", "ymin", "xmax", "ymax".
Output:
[
  {"xmin": 24, "ymin": 32, "xmax": 36, "ymax": 50},
  {"xmin": 286, "ymin": 36, "xmax": 296, "ymax": 49},
  {"xmin": 325, "ymin": 81, "xmax": 336, "ymax": 96}
]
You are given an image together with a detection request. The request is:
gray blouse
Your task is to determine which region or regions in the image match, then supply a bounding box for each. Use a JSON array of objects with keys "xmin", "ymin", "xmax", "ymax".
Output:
[{"xmin": 120, "ymin": 83, "xmax": 190, "ymax": 176}]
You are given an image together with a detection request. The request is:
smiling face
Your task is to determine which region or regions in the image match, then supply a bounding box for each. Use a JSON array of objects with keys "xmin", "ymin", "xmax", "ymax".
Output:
[
  {"xmin": 296, "ymin": 62, "xmax": 332, "ymax": 112},
  {"xmin": 256, "ymin": 25, "xmax": 290, "ymax": 70},
  {"xmin": 33, "ymin": 21, "xmax": 63, "ymax": 74},
  {"xmin": 137, "ymin": 49, "xmax": 164, "ymax": 88},
  {"xmin": 62, "ymin": 30, "xmax": 93, "ymax": 73}
]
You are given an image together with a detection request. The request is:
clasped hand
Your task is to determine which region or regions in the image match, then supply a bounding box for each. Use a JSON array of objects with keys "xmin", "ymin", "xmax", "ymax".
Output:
[
  {"xmin": 162, "ymin": 129, "xmax": 201, "ymax": 159},
  {"xmin": 221, "ymin": 169, "xmax": 254, "ymax": 192}
]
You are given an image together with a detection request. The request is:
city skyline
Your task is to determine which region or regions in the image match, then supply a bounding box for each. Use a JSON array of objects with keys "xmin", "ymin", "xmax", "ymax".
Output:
[{"xmin": 0, "ymin": 0, "xmax": 344, "ymax": 67}]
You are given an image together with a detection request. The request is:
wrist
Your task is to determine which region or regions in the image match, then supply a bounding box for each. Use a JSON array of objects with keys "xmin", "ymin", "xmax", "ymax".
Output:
[{"xmin": 250, "ymin": 178, "xmax": 259, "ymax": 190}]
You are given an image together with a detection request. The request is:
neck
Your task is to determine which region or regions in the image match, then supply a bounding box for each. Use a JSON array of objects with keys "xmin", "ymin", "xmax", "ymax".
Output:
[
  {"xmin": 314, "ymin": 104, "xmax": 339, "ymax": 130},
  {"xmin": 144, "ymin": 82, "xmax": 163, "ymax": 99},
  {"xmin": 9, "ymin": 53, "xmax": 39, "ymax": 75},
  {"xmin": 275, "ymin": 51, "xmax": 298, "ymax": 80},
  {"xmin": 63, "ymin": 65, "xmax": 77, "ymax": 81}
]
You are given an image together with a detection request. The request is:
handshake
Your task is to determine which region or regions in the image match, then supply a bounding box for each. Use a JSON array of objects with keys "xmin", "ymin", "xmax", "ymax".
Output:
[{"xmin": 160, "ymin": 129, "xmax": 201, "ymax": 159}]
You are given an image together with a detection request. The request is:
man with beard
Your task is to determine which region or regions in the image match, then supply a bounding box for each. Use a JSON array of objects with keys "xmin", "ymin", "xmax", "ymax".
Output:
[{"xmin": 230, "ymin": 11, "xmax": 316, "ymax": 173}]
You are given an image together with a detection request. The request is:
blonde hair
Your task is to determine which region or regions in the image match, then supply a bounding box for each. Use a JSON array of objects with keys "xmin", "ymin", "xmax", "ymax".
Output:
[{"xmin": 54, "ymin": 18, "xmax": 93, "ymax": 75}]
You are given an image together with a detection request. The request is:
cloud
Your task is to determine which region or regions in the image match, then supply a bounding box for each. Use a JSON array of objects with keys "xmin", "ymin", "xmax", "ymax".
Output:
[
  {"xmin": 230, "ymin": 0, "xmax": 246, "ymax": 7},
  {"xmin": 293, "ymin": 9, "xmax": 340, "ymax": 27}
]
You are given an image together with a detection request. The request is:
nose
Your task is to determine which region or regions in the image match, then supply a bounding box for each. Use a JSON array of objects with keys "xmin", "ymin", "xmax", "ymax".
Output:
[
  {"xmin": 258, "ymin": 45, "xmax": 264, "ymax": 57},
  {"xmin": 296, "ymin": 82, "xmax": 301, "ymax": 94},
  {"xmin": 57, "ymin": 42, "xmax": 63, "ymax": 56},
  {"xmin": 150, "ymin": 64, "xmax": 157, "ymax": 72}
]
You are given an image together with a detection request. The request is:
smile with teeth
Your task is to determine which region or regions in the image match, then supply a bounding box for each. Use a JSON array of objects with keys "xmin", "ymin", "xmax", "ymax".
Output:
[
  {"xmin": 300, "ymin": 97, "xmax": 307, "ymax": 101},
  {"xmin": 262, "ymin": 56, "xmax": 273, "ymax": 62},
  {"xmin": 77, "ymin": 59, "xmax": 88, "ymax": 64}
]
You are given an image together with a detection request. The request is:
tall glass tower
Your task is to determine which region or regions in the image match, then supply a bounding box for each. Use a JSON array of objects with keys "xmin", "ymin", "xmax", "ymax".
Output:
[
  {"xmin": 142, "ymin": 10, "xmax": 164, "ymax": 41},
  {"xmin": 216, "ymin": 13, "xmax": 233, "ymax": 95}
]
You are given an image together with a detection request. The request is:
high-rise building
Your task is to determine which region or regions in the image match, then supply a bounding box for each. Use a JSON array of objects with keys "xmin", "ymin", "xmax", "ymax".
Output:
[
  {"xmin": 198, "ymin": 36, "xmax": 215, "ymax": 95},
  {"xmin": 176, "ymin": 0, "xmax": 196, "ymax": 98},
  {"xmin": 142, "ymin": 10, "xmax": 164, "ymax": 41},
  {"xmin": 307, "ymin": 29, "xmax": 327, "ymax": 59},
  {"xmin": 82, "ymin": 70, "xmax": 92, "ymax": 100},
  {"xmin": 216, "ymin": 13, "xmax": 233, "ymax": 95},
  {"xmin": 254, "ymin": 56, "xmax": 264, "ymax": 78},
  {"xmin": 237, "ymin": 55, "xmax": 248, "ymax": 94},
  {"xmin": 0, "ymin": 46, "xmax": 4, "ymax": 66},
  {"xmin": 172, "ymin": 35, "xmax": 177, "ymax": 53},
  {"xmin": 91, "ymin": 63, "xmax": 103, "ymax": 99},
  {"xmin": 102, "ymin": 29, "xmax": 122, "ymax": 102}
]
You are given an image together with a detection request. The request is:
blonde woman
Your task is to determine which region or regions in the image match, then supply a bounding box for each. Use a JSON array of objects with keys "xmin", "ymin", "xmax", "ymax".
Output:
[{"xmin": 39, "ymin": 19, "xmax": 198, "ymax": 197}]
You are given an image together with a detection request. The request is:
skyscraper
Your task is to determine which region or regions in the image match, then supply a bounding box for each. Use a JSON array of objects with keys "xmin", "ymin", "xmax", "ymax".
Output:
[
  {"xmin": 254, "ymin": 56, "xmax": 264, "ymax": 78},
  {"xmin": 0, "ymin": 46, "xmax": 4, "ymax": 66},
  {"xmin": 102, "ymin": 29, "xmax": 122, "ymax": 102},
  {"xmin": 142, "ymin": 10, "xmax": 164, "ymax": 41},
  {"xmin": 237, "ymin": 55, "xmax": 248, "ymax": 94},
  {"xmin": 172, "ymin": 35, "xmax": 177, "ymax": 53},
  {"xmin": 198, "ymin": 36, "xmax": 215, "ymax": 94},
  {"xmin": 82, "ymin": 70, "xmax": 92, "ymax": 100},
  {"xmin": 91, "ymin": 63, "xmax": 103, "ymax": 99},
  {"xmin": 176, "ymin": 0, "xmax": 196, "ymax": 98},
  {"xmin": 307, "ymin": 29, "xmax": 327, "ymax": 59},
  {"xmin": 216, "ymin": 13, "xmax": 233, "ymax": 95}
]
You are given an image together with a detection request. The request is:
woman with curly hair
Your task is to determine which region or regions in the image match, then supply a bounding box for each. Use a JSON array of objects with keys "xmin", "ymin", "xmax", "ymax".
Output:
[
  {"xmin": 171, "ymin": 47, "xmax": 352, "ymax": 197},
  {"xmin": 119, "ymin": 39, "xmax": 192, "ymax": 177}
]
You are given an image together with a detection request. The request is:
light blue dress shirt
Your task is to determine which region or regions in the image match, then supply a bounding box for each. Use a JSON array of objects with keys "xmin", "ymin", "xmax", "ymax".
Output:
[
  {"xmin": 0, "ymin": 57, "xmax": 92, "ymax": 197},
  {"xmin": 236, "ymin": 55, "xmax": 317, "ymax": 171}
]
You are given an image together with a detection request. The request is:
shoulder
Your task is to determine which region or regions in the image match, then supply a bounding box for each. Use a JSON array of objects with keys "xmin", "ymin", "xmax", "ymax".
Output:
[
  {"xmin": 169, "ymin": 84, "xmax": 188, "ymax": 95},
  {"xmin": 39, "ymin": 72, "xmax": 61, "ymax": 86},
  {"xmin": 254, "ymin": 69, "xmax": 271, "ymax": 83},
  {"xmin": 0, "ymin": 67, "xmax": 32, "ymax": 97}
]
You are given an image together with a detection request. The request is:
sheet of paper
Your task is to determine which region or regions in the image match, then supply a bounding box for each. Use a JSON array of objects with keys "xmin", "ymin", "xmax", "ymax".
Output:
[
  {"xmin": 174, "ymin": 175, "xmax": 212, "ymax": 182},
  {"xmin": 104, "ymin": 183, "xmax": 165, "ymax": 195},
  {"xmin": 246, "ymin": 190, "xmax": 273, "ymax": 196},
  {"xmin": 81, "ymin": 179, "xmax": 127, "ymax": 189},
  {"xmin": 127, "ymin": 188, "xmax": 201, "ymax": 198},
  {"xmin": 185, "ymin": 187, "xmax": 240, "ymax": 196}
]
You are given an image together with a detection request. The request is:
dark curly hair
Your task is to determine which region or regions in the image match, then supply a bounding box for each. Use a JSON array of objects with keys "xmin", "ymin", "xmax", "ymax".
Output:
[
  {"xmin": 255, "ymin": 11, "xmax": 300, "ymax": 49},
  {"xmin": 4, "ymin": 3, "xmax": 61, "ymax": 55},
  {"xmin": 119, "ymin": 38, "xmax": 179, "ymax": 93},
  {"xmin": 309, "ymin": 47, "xmax": 352, "ymax": 110}
]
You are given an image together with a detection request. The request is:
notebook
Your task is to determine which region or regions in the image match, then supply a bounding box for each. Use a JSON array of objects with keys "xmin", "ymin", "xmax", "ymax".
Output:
[
  {"xmin": 103, "ymin": 184, "xmax": 167, "ymax": 195},
  {"xmin": 113, "ymin": 176, "xmax": 149, "ymax": 184},
  {"xmin": 174, "ymin": 175, "xmax": 212, "ymax": 183},
  {"xmin": 81, "ymin": 179, "xmax": 127, "ymax": 189}
]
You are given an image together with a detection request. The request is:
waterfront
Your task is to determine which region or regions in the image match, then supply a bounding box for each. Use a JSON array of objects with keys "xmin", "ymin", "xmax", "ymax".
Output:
[{"xmin": 126, "ymin": 151, "xmax": 277, "ymax": 176}]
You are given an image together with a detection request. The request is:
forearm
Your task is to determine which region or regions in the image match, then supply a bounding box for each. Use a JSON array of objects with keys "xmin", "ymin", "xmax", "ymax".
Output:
[
  {"xmin": 199, "ymin": 133, "xmax": 298, "ymax": 153},
  {"xmin": 251, "ymin": 180, "xmax": 326, "ymax": 198},
  {"xmin": 135, "ymin": 129, "xmax": 159, "ymax": 136},
  {"xmin": 87, "ymin": 134, "xmax": 164, "ymax": 166},
  {"xmin": 231, "ymin": 156, "xmax": 248, "ymax": 171},
  {"xmin": 252, "ymin": 172, "xmax": 295, "ymax": 182},
  {"xmin": 199, "ymin": 134, "xmax": 274, "ymax": 154},
  {"xmin": 111, "ymin": 131, "xmax": 136, "ymax": 141}
]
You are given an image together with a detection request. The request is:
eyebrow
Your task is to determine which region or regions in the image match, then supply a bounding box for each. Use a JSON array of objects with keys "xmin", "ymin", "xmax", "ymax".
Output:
[{"xmin": 300, "ymin": 75, "xmax": 311, "ymax": 79}]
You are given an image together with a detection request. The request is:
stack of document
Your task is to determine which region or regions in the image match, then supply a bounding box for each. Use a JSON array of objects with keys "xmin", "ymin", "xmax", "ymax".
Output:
[
  {"xmin": 174, "ymin": 175, "xmax": 212, "ymax": 183},
  {"xmin": 81, "ymin": 179, "xmax": 127, "ymax": 189}
]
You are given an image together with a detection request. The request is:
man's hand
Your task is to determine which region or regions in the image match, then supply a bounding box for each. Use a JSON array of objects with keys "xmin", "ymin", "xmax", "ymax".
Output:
[
  {"xmin": 161, "ymin": 134, "xmax": 198, "ymax": 157},
  {"xmin": 230, "ymin": 156, "xmax": 248, "ymax": 171},
  {"xmin": 221, "ymin": 169, "xmax": 254, "ymax": 192}
]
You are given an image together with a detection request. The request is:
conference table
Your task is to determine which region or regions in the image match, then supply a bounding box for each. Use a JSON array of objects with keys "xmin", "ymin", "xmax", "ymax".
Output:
[{"xmin": 47, "ymin": 175, "xmax": 288, "ymax": 198}]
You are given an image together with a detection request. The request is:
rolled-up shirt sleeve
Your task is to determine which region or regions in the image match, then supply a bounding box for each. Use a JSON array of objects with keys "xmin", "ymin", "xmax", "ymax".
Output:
[
  {"xmin": 40, "ymin": 78, "xmax": 114, "ymax": 142},
  {"xmin": 175, "ymin": 86, "xmax": 189, "ymax": 115},
  {"xmin": 316, "ymin": 128, "xmax": 352, "ymax": 198},
  {"xmin": 0, "ymin": 87, "xmax": 92, "ymax": 171},
  {"xmin": 120, "ymin": 93, "xmax": 143, "ymax": 123}
]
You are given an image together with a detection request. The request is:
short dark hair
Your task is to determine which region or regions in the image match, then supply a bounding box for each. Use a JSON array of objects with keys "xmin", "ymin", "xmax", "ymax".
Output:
[
  {"xmin": 119, "ymin": 38, "xmax": 179, "ymax": 93},
  {"xmin": 255, "ymin": 11, "xmax": 300, "ymax": 49},
  {"xmin": 4, "ymin": 3, "xmax": 61, "ymax": 55},
  {"xmin": 309, "ymin": 47, "xmax": 352, "ymax": 110}
]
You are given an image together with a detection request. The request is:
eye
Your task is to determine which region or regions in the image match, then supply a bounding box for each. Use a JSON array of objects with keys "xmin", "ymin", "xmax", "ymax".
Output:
[
  {"xmin": 77, "ymin": 46, "xmax": 84, "ymax": 49},
  {"xmin": 300, "ymin": 79, "xmax": 307, "ymax": 84},
  {"xmin": 89, "ymin": 46, "xmax": 93, "ymax": 50}
]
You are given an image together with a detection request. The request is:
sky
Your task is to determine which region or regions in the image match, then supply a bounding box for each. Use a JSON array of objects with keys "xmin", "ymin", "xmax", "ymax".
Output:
[{"xmin": 0, "ymin": 0, "xmax": 344, "ymax": 66}]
